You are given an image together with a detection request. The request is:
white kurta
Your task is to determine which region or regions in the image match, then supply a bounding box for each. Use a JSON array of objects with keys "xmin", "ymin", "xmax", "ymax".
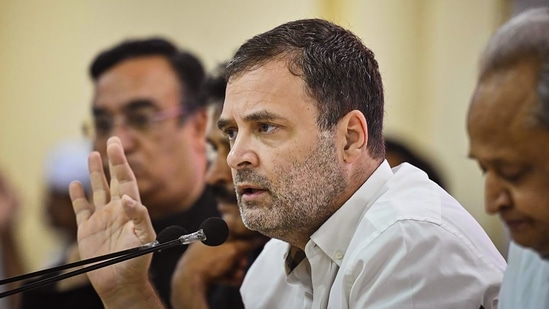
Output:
[
  {"xmin": 241, "ymin": 161, "xmax": 505, "ymax": 308},
  {"xmin": 498, "ymin": 242, "xmax": 549, "ymax": 309}
]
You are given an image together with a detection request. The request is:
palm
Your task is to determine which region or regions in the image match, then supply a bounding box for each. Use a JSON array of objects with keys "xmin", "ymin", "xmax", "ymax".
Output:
[{"xmin": 69, "ymin": 137, "xmax": 156, "ymax": 298}]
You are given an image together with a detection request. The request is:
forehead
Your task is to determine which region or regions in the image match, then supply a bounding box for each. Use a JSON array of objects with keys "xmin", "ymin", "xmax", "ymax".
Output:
[
  {"xmin": 93, "ymin": 56, "xmax": 181, "ymax": 111},
  {"xmin": 468, "ymin": 60, "xmax": 542, "ymax": 157},
  {"xmin": 220, "ymin": 60, "xmax": 317, "ymax": 126}
]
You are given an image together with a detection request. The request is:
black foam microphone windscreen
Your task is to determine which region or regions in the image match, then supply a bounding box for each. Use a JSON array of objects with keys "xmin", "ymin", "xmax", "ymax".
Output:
[{"xmin": 199, "ymin": 217, "xmax": 229, "ymax": 246}]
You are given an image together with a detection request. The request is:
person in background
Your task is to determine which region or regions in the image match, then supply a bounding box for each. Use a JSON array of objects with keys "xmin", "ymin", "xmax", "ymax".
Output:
[
  {"xmin": 467, "ymin": 7, "xmax": 549, "ymax": 309},
  {"xmin": 69, "ymin": 18, "xmax": 505, "ymax": 309},
  {"xmin": 0, "ymin": 171, "xmax": 25, "ymax": 309},
  {"xmin": 21, "ymin": 37, "xmax": 220, "ymax": 309},
  {"xmin": 385, "ymin": 137, "xmax": 448, "ymax": 190},
  {"xmin": 87, "ymin": 37, "xmax": 220, "ymax": 308},
  {"xmin": 170, "ymin": 66, "xmax": 268, "ymax": 309},
  {"xmin": 43, "ymin": 139, "xmax": 91, "ymax": 262},
  {"xmin": 20, "ymin": 139, "xmax": 99, "ymax": 308}
]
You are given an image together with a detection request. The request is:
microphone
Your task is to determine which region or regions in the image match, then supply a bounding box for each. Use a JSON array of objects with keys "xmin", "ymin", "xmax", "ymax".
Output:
[
  {"xmin": 180, "ymin": 217, "xmax": 229, "ymax": 246},
  {"xmin": 0, "ymin": 225, "xmax": 187, "ymax": 286},
  {"xmin": 0, "ymin": 217, "xmax": 229, "ymax": 298},
  {"xmin": 157, "ymin": 225, "xmax": 190, "ymax": 243}
]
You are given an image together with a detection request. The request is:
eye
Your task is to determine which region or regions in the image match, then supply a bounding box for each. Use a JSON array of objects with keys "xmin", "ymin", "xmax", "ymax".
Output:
[
  {"xmin": 223, "ymin": 128, "xmax": 237, "ymax": 140},
  {"xmin": 257, "ymin": 123, "xmax": 277, "ymax": 134},
  {"xmin": 128, "ymin": 111, "xmax": 154, "ymax": 130},
  {"xmin": 93, "ymin": 116, "xmax": 113, "ymax": 136},
  {"xmin": 499, "ymin": 169, "xmax": 526, "ymax": 183}
]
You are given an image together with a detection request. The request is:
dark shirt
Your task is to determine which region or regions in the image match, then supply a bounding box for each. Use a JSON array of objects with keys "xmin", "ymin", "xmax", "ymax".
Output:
[
  {"xmin": 149, "ymin": 187, "xmax": 220, "ymax": 307},
  {"xmin": 20, "ymin": 186, "xmax": 219, "ymax": 309}
]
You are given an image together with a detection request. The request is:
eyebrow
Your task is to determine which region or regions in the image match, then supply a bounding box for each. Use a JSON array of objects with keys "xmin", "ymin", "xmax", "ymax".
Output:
[
  {"xmin": 92, "ymin": 99, "xmax": 159, "ymax": 115},
  {"xmin": 123, "ymin": 99, "xmax": 159, "ymax": 112},
  {"xmin": 217, "ymin": 110, "xmax": 286, "ymax": 130}
]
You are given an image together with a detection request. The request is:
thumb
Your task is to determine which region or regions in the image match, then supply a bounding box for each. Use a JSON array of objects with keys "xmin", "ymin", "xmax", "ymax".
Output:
[{"xmin": 121, "ymin": 194, "xmax": 156, "ymax": 244}]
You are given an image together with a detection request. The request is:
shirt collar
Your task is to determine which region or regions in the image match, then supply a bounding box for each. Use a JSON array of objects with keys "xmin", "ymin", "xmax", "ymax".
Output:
[{"xmin": 306, "ymin": 160, "xmax": 393, "ymax": 266}]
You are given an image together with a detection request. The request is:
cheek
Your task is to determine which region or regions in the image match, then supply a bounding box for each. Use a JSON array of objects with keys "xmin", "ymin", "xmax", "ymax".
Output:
[
  {"xmin": 167, "ymin": 140, "xmax": 196, "ymax": 176},
  {"xmin": 145, "ymin": 132, "xmax": 195, "ymax": 183},
  {"xmin": 260, "ymin": 149, "xmax": 289, "ymax": 175},
  {"xmin": 511, "ymin": 170, "xmax": 549, "ymax": 222},
  {"xmin": 93, "ymin": 140, "xmax": 107, "ymax": 156},
  {"xmin": 162, "ymin": 129, "xmax": 197, "ymax": 161},
  {"xmin": 513, "ymin": 187, "xmax": 549, "ymax": 223}
]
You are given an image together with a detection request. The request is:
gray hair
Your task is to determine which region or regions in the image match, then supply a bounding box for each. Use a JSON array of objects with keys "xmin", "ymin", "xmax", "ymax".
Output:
[{"xmin": 479, "ymin": 7, "xmax": 549, "ymax": 127}]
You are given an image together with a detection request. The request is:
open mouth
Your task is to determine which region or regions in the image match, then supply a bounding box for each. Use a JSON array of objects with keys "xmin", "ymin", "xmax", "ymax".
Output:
[
  {"xmin": 242, "ymin": 188, "xmax": 263, "ymax": 194},
  {"xmin": 237, "ymin": 184, "xmax": 268, "ymax": 197}
]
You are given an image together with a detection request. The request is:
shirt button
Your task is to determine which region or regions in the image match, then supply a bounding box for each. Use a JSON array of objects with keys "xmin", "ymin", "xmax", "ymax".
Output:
[{"xmin": 335, "ymin": 251, "xmax": 344, "ymax": 260}]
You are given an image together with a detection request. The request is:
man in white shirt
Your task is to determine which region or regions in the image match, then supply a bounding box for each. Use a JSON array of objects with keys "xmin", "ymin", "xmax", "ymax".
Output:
[
  {"xmin": 467, "ymin": 7, "xmax": 549, "ymax": 309},
  {"xmin": 69, "ymin": 19, "xmax": 505, "ymax": 308},
  {"xmin": 241, "ymin": 161, "xmax": 505, "ymax": 308}
]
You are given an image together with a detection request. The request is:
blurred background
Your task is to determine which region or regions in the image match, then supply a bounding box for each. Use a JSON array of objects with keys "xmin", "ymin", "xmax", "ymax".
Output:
[{"xmin": 0, "ymin": 0, "xmax": 539, "ymax": 271}]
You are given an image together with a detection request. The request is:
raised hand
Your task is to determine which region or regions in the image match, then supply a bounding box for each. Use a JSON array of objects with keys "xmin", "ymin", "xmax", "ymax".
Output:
[{"xmin": 69, "ymin": 137, "xmax": 161, "ymax": 307}]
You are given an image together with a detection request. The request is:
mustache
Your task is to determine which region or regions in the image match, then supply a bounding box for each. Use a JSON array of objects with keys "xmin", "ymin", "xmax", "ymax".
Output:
[
  {"xmin": 210, "ymin": 183, "xmax": 238, "ymax": 204},
  {"xmin": 234, "ymin": 169, "xmax": 271, "ymax": 190}
]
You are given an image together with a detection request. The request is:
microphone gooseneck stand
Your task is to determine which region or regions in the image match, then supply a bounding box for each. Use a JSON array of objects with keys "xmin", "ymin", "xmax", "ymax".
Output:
[
  {"xmin": 0, "ymin": 217, "xmax": 229, "ymax": 299},
  {"xmin": 0, "ymin": 225, "xmax": 186, "ymax": 287}
]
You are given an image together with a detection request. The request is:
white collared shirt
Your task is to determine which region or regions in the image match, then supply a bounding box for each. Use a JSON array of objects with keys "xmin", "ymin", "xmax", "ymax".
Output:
[
  {"xmin": 241, "ymin": 161, "xmax": 505, "ymax": 308},
  {"xmin": 498, "ymin": 242, "xmax": 549, "ymax": 309}
]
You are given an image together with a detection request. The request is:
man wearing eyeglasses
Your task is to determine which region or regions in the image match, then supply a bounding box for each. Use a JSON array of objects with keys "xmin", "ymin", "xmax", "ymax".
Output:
[{"xmin": 20, "ymin": 38, "xmax": 220, "ymax": 309}]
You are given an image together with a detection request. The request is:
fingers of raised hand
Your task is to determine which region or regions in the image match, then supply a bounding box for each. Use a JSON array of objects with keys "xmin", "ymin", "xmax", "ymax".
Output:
[
  {"xmin": 121, "ymin": 195, "xmax": 156, "ymax": 244},
  {"xmin": 69, "ymin": 180, "xmax": 93, "ymax": 226},
  {"xmin": 89, "ymin": 151, "xmax": 110, "ymax": 208},
  {"xmin": 107, "ymin": 137, "xmax": 140, "ymax": 203}
]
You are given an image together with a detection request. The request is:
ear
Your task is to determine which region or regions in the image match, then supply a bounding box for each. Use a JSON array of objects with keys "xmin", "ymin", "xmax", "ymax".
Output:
[{"xmin": 337, "ymin": 110, "xmax": 367, "ymax": 163}]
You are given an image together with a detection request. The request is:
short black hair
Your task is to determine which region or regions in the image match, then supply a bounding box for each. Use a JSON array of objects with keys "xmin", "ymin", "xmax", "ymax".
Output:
[
  {"xmin": 226, "ymin": 19, "xmax": 385, "ymax": 158},
  {"xmin": 90, "ymin": 37, "xmax": 206, "ymax": 113}
]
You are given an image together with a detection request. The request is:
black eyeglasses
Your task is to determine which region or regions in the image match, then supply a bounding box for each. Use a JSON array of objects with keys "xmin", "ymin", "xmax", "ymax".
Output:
[{"xmin": 88, "ymin": 106, "xmax": 186, "ymax": 139}]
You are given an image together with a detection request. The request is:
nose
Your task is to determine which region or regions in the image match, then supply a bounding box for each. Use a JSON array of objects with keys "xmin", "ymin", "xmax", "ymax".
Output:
[
  {"xmin": 484, "ymin": 172, "xmax": 512, "ymax": 214},
  {"xmin": 226, "ymin": 134, "xmax": 258, "ymax": 170}
]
